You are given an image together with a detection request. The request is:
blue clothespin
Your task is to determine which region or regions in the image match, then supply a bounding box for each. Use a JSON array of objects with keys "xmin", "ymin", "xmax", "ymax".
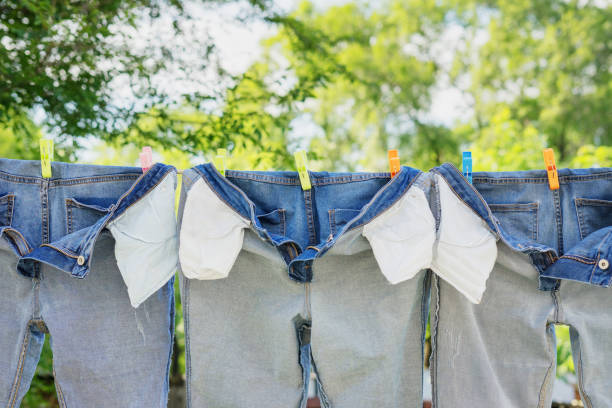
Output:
[{"xmin": 462, "ymin": 151, "xmax": 472, "ymax": 184}]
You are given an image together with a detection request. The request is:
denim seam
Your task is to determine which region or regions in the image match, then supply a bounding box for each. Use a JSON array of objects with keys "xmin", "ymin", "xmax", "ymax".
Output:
[
  {"xmin": 430, "ymin": 275, "xmax": 440, "ymax": 408},
  {"xmin": 536, "ymin": 322, "xmax": 556, "ymax": 408},
  {"xmin": 0, "ymin": 169, "xmax": 141, "ymax": 185},
  {"xmin": 534, "ymin": 204, "xmax": 540, "ymax": 241},
  {"xmin": 328, "ymin": 209, "xmax": 335, "ymax": 237},
  {"xmin": 193, "ymin": 167, "xmax": 252, "ymax": 223},
  {"xmin": 7, "ymin": 325, "xmax": 31, "ymax": 408},
  {"xmin": 472, "ymin": 171, "xmax": 612, "ymax": 184},
  {"xmin": 431, "ymin": 166, "xmax": 500, "ymax": 238},
  {"xmin": 40, "ymin": 243, "xmax": 79, "ymax": 259},
  {"xmin": 573, "ymin": 330, "xmax": 594, "ymax": 408},
  {"xmin": 576, "ymin": 199, "xmax": 586, "ymax": 240},
  {"xmin": 588, "ymin": 254, "xmax": 599, "ymax": 284},
  {"xmin": 560, "ymin": 255, "xmax": 597, "ymax": 264},
  {"xmin": 0, "ymin": 193, "xmax": 15, "ymax": 225},
  {"xmin": 2, "ymin": 227, "xmax": 32, "ymax": 255},
  {"xmin": 164, "ymin": 277, "xmax": 176, "ymax": 408},
  {"xmin": 280, "ymin": 209, "xmax": 287, "ymax": 237},
  {"xmin": 184, "ymin": 277, "xmax": 192, "ymax": 408},
  {"xmin": 41, "ymin": 180, "xmax": 50, "ymax": 245},
  {"xmin": 419, "ymin": 270, "xmax": 430, "ymax": 404},
  {"xmin": 487, "ymin": 203, "xmax": 539, "ymax": 211},
  {"xmin": 226, "ymin": 171, "xmax": 391, "ymax": 185},
  {"xmin": 52, "ymin": 366, "xmax": 67, "ymax": 408},
  {"xmin": 343, "ymin": 170, "xmax": 421, "ymax": 235}
]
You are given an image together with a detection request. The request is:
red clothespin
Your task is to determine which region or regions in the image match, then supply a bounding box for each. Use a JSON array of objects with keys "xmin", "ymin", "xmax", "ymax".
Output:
[
  {"xmin": 542, "ymin": 148, "xmax": 559, "ymax": 190},
  {"xmin": 139, "ymin": 146, "xmax": 153, "ymax": 172},
  {"xmin": 388, "ymin": 149, "xmax": 400, "ymax": 177}
]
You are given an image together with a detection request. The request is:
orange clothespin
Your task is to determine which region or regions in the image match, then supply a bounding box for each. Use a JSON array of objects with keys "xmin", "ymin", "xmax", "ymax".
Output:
[
  {"xmin": 542, "ymin": 148, "xmax": 559, "ymax": 190},
  {"xmin": 139, "ymin": 146, "xmax": 153, "ymax": 172},
  {"xmin": 388, "ymin": 149, "xmax": 400, "ymax": 177}
]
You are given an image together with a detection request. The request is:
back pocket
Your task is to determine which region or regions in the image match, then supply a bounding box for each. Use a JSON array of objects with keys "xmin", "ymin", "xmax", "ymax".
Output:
[
  {"xmin": 65, "ymin": 198, "xmax": 112, "ymax": 234},
  {"xmin": 0, "ymin": 193, "xmax": 15, "ymax": 226},
  {"xmin": 575, "ymin": 198, "xmax": 612, "ymax": 239},
  {"xmin": 489, "ymin": 202, "xmax": 539, "ymax": 241}
]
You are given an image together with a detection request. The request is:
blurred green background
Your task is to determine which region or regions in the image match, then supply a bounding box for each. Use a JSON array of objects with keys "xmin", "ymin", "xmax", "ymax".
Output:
[{"xmin": 1, "ymin": 0, "xmax": 609, "ymax": 406}]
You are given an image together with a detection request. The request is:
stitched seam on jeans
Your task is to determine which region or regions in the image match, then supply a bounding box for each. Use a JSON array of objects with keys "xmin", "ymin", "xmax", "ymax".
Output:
[
  {"xmin": 574, "ymin": 331, "xmax": 594, "ymax": 408},
  {"xmin": 575, "ymin": 199, "xmax": 588, "ymax": 240},
  {"xmin": 487, "ymin": 203, "xmax": 539, "ymax": 211},
  {"xmin": 1, "ymin": 228, "xmax": 30, "ymax": 256},
  {"xmin": 183, "ymin": 277, "xmax": 192, "ymax": 408},
  {"xmin": 344, "ymin": 170, "xmax": 421, "ymax": 233},
  {"xmin": 575, "ymin": 198, "xmax": 612, "ymax": 207},
  {"xmin": 40, "ymin": 243, "xmax": 79, "ymax": 258},
  {"xmin": 53, "ymin": 366, "xmax": 67, "ymax": 408},
  {"xmin": 328, "ymin": 209, "xmax": 335, "ymax": 237},
  {"xmin": 280, "ymin": 209, "xmax": 286, "ymax": 237},
  {"xmin": 194, "ymin": 167, "xmax": 252, "ymax": 223},
  {"xmin": 8, "ymin": 326, "xmax": 31, "ymax": 408},
  {"xmin": 226, "ymin": 171, "xmax": 391, "ymax": 185},
  {"xmin": 472, "ymin": 171, "xmax": 612, "ymax": 184},
  {"xmin": 536, "ymin": 323, "xmax": 555, "ymax": 408},
  {"xmin": 0, "ymin": 194, "xmax": 15, "ymax": 225},
  {"xmin": 534, "ymin": 205, "xmax": 540, "ymax": 241},
  {"xmin": 559, "ymin": 255, "xmax": 597, "ymax": 264},
  {"xmin": 430, "ymin": 275, "xmax": 440, "ymax": 408},
  {"xmin": 432, "ymin": 166, "xmax": 499, "ymax": 237}
]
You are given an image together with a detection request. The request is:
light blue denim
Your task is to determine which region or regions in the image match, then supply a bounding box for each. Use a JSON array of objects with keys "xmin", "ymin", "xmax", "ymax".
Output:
[
  {"xmin": 0, "ymin": 159, "xmax": 175, "ymax": 407},
  {"xmin": 178, "ymin": 164, "xmax": 432, "ymax": 408},
  {"xmin": 430, "ymin": 164, "xmax": 612, "ymax": 407}
]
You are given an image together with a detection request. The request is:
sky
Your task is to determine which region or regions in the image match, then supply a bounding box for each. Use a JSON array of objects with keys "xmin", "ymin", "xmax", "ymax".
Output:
[{"xmin": 109, "ymin": 0, "xmax": 475, "ymax": 125}]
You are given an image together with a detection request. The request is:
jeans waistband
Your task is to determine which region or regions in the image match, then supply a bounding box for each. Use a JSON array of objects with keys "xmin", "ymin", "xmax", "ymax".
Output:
[{"xmin": 0, "ymin": 158, "xmax": 142, "ymax": 182}]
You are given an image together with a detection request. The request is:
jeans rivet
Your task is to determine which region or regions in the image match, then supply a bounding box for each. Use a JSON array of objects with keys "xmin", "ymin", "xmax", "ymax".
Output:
[
  {"xmin": 599, "ymin": 258, "xmax": 609, "ymax": 270},
  {"xmin": 77, "ymin": 255, "xmax": 85, "ymax": 266}
]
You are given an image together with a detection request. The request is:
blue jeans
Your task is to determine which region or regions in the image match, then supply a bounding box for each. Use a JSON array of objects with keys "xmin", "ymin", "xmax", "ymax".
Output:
[
  {"xmin": 178, "ymin": 163, "xmax": 499, "ymax": 407},
  {"xmin": 0, "ymin": 159, "xmax": 176, "ymax": 407},
  {"xmin": 430, "ymin": 163, "xmax": 612, "ymax": 407}
]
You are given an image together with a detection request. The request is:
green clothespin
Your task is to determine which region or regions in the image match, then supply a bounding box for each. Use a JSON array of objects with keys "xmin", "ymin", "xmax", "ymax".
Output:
[
  {"xmin": 40, "ymin": 138, "xmax": 54, "ymax": 178},
  {"xmin": 294, "ymin": 150, "xmax": 311, "ymax": 190},
  {"xmin": 213, "ymin": 148, "xmax": 227, "ymax": 176}
]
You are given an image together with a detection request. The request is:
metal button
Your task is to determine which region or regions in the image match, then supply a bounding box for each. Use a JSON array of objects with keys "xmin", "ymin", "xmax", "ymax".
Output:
[
  {"xmin": 77, "ymin": 255, "xmax": 85, "ymax": 266},
  {"xmin": 599, "ymin": 258, "xmax": 609, "ymax": 270}
]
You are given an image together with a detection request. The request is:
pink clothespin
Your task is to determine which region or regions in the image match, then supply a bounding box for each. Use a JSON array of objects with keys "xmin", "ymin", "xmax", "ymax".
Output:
[{"xmin": 139, "ymin": 146, "xmax": 153, "ymax": 172}]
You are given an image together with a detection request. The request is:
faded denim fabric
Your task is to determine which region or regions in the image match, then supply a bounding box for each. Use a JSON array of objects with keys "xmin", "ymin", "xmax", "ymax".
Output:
[
  {"xmin": 177, "ymin": 163, "xmax": 498, "ymax": 407},
  {"xmin": 430, "ymin": 164, "xmax": 612, "ymax": 407},
  {"xmin": 0, "ymin": 159, "xmax": 176, "ymax": 407}
]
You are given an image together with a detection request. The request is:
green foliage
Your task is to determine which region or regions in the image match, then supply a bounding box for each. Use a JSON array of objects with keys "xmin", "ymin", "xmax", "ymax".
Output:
[
  {"xmin": 450, "ymin": 0, "xmax": 611, "ymax": 163},
  {"xmin": 556, "ymin": 325, "xmax": 575, "ymax": 384}
]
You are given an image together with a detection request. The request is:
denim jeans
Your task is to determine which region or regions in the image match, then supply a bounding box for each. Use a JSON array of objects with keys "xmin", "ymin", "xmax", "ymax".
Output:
[
  {"xmin": 0, "ymin": 159, "xmax": 176, "ymax": 407},
  {"xmin": 178, "ymin": 163, "xmax": 498, "ymax": 407},
  {"xmin": 430, "ymin": 164, "xmax": 612, "ymax": 407}
]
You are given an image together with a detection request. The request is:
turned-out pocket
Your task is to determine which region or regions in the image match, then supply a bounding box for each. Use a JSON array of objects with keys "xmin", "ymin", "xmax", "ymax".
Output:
[
  {"xmin": 575, "ymin": 198, "xmax": 612, "ymax": 240},
  {"xmin": 65, "ymin": 198, "xmax": 113, "ymax": 234},
  {"xmin": 179, "ymin": 176, "xmax": 250, "ymax": 281},
  {"xmin": 489, "ymin": 202, "xmax": 539, "ymax": 242},
  {"xmin": 328, "ymin": 208, "xmax": 361, "ymax": 236},
  {"xmin": 0, "ymin": 193, "xmax": 15, "ymax": 226}
]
